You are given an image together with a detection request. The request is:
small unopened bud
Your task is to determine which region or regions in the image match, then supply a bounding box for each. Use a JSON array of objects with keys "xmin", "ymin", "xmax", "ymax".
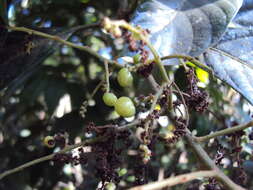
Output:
[
  {"xmin": 102, "ymin": 17, "xmax": 112, "ymax": 31},
  {"xmin": 113, "ymin": 26, "xmax": 122, "ymax": 38},
  {"xmin": 142, "ymin": 155, "xmax": 151, "ymax": 164},
  {"xmin": 139, "ymin": 144, "xmax": 149, "ymax": 153},
  {"xmin": 139, "ymin": 144, "xmax": 152, "ymax": 164},
  {"xmin": 160, "ymin": 131, "xmax": 175, "ymax": 140},
  {"xmin": 106, "ymin": 182, "xmax": 116, "ymax": 190},
  {"xmin": 43, "ymin": 136, "xmax": 55, "ymax": 148}
]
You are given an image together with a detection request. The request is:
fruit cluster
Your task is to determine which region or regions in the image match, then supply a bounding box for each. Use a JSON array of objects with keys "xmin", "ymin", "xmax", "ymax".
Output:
[{"xmin": 103, "ymin": 67, "xmax": 136, "ymax": 118}]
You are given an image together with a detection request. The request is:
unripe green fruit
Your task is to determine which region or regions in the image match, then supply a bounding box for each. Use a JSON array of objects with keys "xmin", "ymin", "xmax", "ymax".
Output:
[
  {"xmin": 114, "ymin": 97, "xmax": 136, "ymax": 117},
  {"xmin": 118, "ymin": 168, "xmax": 128, "ymax": 177},
  {"xmin": 117, "ymin": 68, "xmax": 133, "ymax": 87},
  {"xmin": 103, "ymin": 92, "xmax": 117, "ymax": 107},
  {"xmin": 105, "ymin": 182, "xmax": 116, "ymax": 190},
  {"xmin": 133, "ymin": 54, "xmax": 141, "ymax": 64},
  {"xmin": 43, "ymin": 136, "xmax": 55, "ymax": 148}
]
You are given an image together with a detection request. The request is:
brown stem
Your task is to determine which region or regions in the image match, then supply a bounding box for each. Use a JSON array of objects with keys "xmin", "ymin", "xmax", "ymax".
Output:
[
  {"xmin": 7, "ymin": 26, "xmax": 122, "ymax": 68},
  {"xmin": 185, "ymin": 130, "xmax": 245, "ymax": 190},
  {"xmin": 161, "ymin": 54, "xmax": 212, "ymax": 74},
  {"xmin": 147, "ymin": 75, "xmax": 160, "ymax": 92},
  {"xmin": 0, "ymin": 136, "xmax": 106, "ymax": 180},
  {"xmin": 130, "ymin": 170, "xmax": 217, "ymax": 190},
  {"xmin": 195, "ymin": 120, "xmax": 253, "ymax": 143}
]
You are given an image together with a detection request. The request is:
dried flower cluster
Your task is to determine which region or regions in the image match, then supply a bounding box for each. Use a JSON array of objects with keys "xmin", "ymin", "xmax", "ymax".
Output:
[
  {"xmin": 159, "ymin": 117, "xmax": 187, "ymax": 144},
  {"xmin": 228, "ymin": 123, "xmax": 247, "ymax": 186},
  {"xmin": 185, "ymin": 69, "xmax": 209, "ymax": 112}
]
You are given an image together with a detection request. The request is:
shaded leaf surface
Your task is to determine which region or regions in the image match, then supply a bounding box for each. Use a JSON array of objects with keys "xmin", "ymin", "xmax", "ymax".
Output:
[
  {"xmin": 130, "ymin": 0, "xmax": 253, "ymax": 104},
  {"xmin": 0, "ymin": 0, "xmax": 7, "ymax": 25},
  {"xmin": 205, "ymin": 1, "xmax": 253, "ymax": 104},
  {"xmin": 131, "ymin": 0, "xmax": 242, "ymax": 57},
  {"xmin": 0, "ymin": 27, "xmax": 79, "ymax": 93}
]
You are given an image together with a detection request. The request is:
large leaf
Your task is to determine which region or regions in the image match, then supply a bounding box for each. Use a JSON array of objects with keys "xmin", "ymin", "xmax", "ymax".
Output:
[
  {"xmin": 204, "ymin": 1, "xmax": 253, "ymax": 104},
  {"xmin": 131, "ymin": 0, "xmax": 242, "ymax": 58},
  {"xmin": 129, "ymin": 0, "xmax": 253, "ymax": 105},
  {"xmin": 204, "ymin": 49, "xmax": 253, "ymax": 104}
]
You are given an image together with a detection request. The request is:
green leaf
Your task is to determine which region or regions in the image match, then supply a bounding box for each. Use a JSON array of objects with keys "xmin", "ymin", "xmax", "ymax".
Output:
[
  {"xmin": 131, "ymin": 0, "xmax": 242, "ymax": 58},
  {"xmin": 130, "ymin": 0, "xmax": 253, "ymax": 105},
  {"xmin": 204, "ymin": 3, "xmax": 253, "ymax": 105},
  {"xmin": 0, "ymin": 0, "xmax": 8, "ymax": 25}
]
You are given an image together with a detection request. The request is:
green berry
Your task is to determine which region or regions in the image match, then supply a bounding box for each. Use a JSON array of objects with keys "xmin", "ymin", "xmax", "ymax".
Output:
[
  {"xmin": 103, "ymin": 92, "xmax": 117, "ymax": 107},
  {"xmin": 105, "ymin": 182, "xmax": 116, "ymax": 190},
  {"xmin": 114, "ymin": 97, "xmax": 136, "ymax": 117},
  {"xmin": 118, "ymin": 168, "xmax": 128, "ymax": 177},
  {"xmin": 117, "ymin": 68, "xmax": 133, "ymax": 87},
  {"xmin": 43, "ymin": 136, "xmax": 55, "ymax": 148},
  {"xmin": 126, "ymin": 175, "xmax": 136, "ymax": 182},
  {"xmin": 133, "ymin": 54, "xmax": 141, "ymax": 64}
]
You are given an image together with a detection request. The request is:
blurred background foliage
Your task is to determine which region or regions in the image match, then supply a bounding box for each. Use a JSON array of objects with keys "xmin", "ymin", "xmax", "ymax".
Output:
[{"xmin": 0, "ymin": 0, "xmax": 253, "ymax": 189}]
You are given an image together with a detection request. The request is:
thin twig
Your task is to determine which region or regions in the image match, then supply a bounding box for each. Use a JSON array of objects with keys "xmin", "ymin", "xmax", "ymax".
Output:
[
  {"xmin": 143, "ymin": 84, "xmax": 169, "ymax": 137},
  {"xmin": 69, "ymin": 22, "xmax": 101, "ymax": 34},
  {"xmin": 161, "ymin": 54, "xmax": 212, "ymax": 74},
  {"xmin": 94, "ymin": 119, "xmax": 141, "ymax": 132},
  {"xmin": 90, "ymin": 80, "xmax": 105, "ymax": 98},
  {"xmin": 195, "ymin": 120, "xmax": 253, "ymax": 143},
  {"xmin": 80, "ymin": 78, "xmax": 106, "ymax": 118},
  {"xmin": 7, "ymin": 26, "xmax": 122, "ymax": 68},
  {"xmin": 150, "ymin": 83, "xmax": 168, "ymax": 112},
  {"xmin": 104, "ymin": 61, "xmax": 110, "ymax": 92},
  {"xmin": 130, "ymin": 170, "xmax": 217, "ymax": 190},
  {"xmin": 145, "ymin": 40, "xmax": 170, "ymax": 83},
  {"xmin": 172, "ymin": 90, "xmax": 190, "ymax": 97},
  {"xmin": 185, "ymin": 130, "xmax": 245, "ymax": 190},
  {"xmin": 172, "ymin": 81, "xmax": 189, "ymax": 126},
  {"xmin": 147, "ymin": 75, "xmax": 160, "ymax": 92},
  {"xmin": 0, "ymin": 136, "xmax": 106, "ymax": 180},
  {"xmin": 115, "ymin": 119, "xmax": 141, "ymax": 132}
]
